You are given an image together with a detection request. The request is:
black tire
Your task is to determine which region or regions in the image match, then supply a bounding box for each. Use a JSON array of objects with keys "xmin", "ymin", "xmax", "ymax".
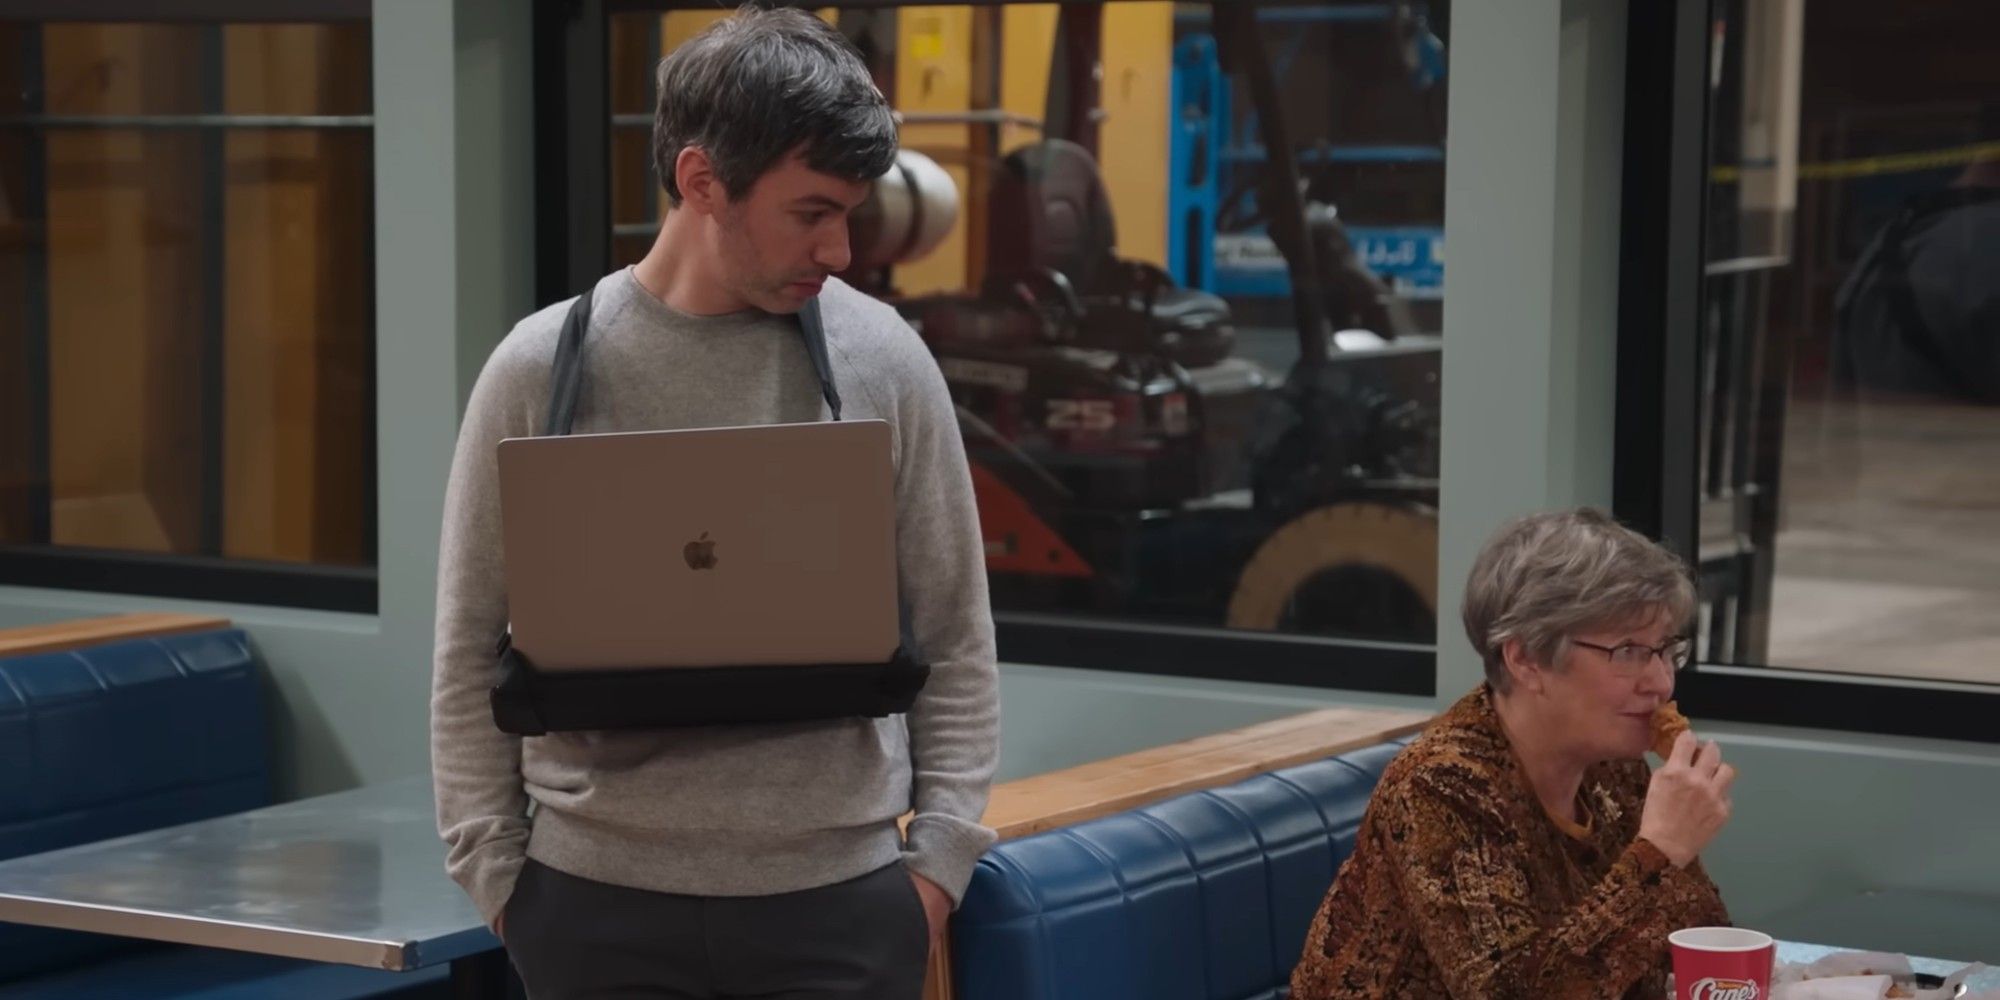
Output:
[{"xmin": 1227, "ymin": 502, "xmax": 1437, "ymax": 641}]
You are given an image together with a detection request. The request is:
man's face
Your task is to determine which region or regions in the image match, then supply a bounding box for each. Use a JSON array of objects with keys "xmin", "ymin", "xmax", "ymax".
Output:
[{"xmin": 713, "ymin": 149, "xmax": 870, "ymax": 314}]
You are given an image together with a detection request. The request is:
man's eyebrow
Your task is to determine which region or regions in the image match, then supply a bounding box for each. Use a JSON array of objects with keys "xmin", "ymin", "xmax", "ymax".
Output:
[{"xmin": 791, "ymin": 194, "xmax": 850, "ymax": 211}]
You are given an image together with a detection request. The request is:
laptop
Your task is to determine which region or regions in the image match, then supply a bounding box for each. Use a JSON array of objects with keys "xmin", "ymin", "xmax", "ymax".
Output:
[{"xmin": 496, "ymin": 420, "xmax": 899, "ymax": 671}]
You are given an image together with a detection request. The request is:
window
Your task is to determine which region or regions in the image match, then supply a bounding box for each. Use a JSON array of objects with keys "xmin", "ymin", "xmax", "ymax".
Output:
[
  {"xmin": 545, "ymin": 0, "xmax": 1449, "ymax": 693},
  {"xmin": 0, "ymin": 6, "xmax": 375, "ymax": 612},
  {"xmin": 1618, "ymin": 0, "xmax": 2000, "ymax": 740}
]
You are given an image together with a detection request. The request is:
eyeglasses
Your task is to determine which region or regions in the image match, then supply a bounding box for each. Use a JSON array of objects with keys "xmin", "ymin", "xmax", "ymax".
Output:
[{"xmin": 1570, "ymin": 637, "xmax": 1693, "ymax": 672}]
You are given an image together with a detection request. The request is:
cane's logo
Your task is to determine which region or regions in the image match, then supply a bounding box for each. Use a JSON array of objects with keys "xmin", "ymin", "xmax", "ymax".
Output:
[{"xmin": 1689, "ymin": 978, "xmax": 1759, "ymax": 1000}]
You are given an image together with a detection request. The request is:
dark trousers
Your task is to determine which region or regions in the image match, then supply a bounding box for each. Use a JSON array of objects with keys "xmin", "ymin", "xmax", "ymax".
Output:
[{"xmin": 502, "ymin": 858, "xmax": 930, "ymax": 1000}]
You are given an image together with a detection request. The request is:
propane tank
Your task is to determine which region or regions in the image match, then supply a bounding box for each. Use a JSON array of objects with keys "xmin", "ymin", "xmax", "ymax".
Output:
[{"xmin": 848, "ymin": 149, "xmax": 960, "ymax": 270}]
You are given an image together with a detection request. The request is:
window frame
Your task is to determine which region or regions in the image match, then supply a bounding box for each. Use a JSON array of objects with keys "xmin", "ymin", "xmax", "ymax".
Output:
[
  {"xmin": 531, "ymin": 0, "xmax": 1439, "ymax": 697},
  {"xmin": 0, "ymin": 0, "xmax": 379, "ymax": 614},
  {"xmin": 0, "ymin": 2, "xmax": 369, "ymax": 20},
  {"xmin": 1613, "ymin": 0, "xmax": 2000, "ymax": 744}
]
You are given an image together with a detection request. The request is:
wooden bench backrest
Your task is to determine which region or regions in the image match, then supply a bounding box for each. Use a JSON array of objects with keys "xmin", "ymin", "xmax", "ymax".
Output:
[{"xmin": 0, "ymin": 613, "xmax": 233, "ymax": 659}]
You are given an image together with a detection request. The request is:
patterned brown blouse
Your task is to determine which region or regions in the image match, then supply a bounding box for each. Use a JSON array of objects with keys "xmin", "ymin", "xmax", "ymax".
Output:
[{"xmin": 1290, "ymin": 686, "xmax": 1729, "ymax": 1000}]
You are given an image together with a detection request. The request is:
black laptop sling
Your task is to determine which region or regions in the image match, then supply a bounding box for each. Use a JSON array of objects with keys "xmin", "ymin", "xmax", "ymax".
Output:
[{"xmin": 488, "ymin": 288, "xmax": 930, "ymax": 736}]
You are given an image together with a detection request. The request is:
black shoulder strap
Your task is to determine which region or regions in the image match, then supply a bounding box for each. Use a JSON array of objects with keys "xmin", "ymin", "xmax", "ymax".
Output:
[
  {"xmin": 543, "ymin": 289, "xmax": 842, "ymax": 437},
  {"xmin": 799, "ymin": 296, "xmax": 844, "ymax": 421},
  {"xmin": 543, "ymin": 288, "xmax": 595, "ymax": 437}
]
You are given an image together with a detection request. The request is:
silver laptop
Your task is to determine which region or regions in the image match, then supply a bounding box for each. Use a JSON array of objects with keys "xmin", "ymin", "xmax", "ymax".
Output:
[{"xmin": 496, "ymin": 420, "xmax": 899, "ymax": 671}]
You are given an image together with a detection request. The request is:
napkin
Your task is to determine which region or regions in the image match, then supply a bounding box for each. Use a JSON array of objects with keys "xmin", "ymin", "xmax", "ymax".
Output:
[
  {"xmin": 1914, "ymin": 964, "xmax": 1989, "ymax": 1000},
  {"xmin": 1806, "ymin": 953, "xmax": 1914, "ymax": 980},
  {"xmin": 1772, "ymin": 974, "xmax": 1892, "ymax": 1000}
]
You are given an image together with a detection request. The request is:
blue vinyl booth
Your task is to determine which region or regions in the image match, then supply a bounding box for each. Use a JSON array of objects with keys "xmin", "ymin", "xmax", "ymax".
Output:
[{"xmin": 950, "ymin": 737, "xmax": 1412, "ymax": 1000}]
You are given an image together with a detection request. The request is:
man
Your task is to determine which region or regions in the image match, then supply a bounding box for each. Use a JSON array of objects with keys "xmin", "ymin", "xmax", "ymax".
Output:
[{"xmin": 430, "ymin": 7, "xmax": 1000, "ymax": 997}]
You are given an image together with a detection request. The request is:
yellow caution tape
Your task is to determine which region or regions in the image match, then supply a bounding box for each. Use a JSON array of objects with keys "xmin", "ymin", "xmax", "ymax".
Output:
[{"xmin": 1711, "ymin": 140, "xmax": 2000, "ymax": 184}]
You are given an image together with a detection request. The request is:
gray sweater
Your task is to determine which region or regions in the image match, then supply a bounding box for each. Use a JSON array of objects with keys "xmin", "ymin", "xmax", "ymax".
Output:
[{"xmin": 431, "ymin": 268, "xmax": 1000, "ymax": 924}]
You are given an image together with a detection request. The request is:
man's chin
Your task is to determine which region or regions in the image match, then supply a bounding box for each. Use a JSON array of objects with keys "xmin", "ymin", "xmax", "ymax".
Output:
[
  {"xmin": 737, "ymin": 289, "xmax": 800, "ymax": 315},
  {"xmin": 753, "ymin": 286, "xmax": 816, "ymax": 314}
]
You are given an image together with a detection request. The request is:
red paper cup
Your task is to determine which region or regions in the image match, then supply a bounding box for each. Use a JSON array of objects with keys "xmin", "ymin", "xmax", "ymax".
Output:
[{"xmin": 1670, "ymin": 927, "xmax": 1775, "ymax": 1000}]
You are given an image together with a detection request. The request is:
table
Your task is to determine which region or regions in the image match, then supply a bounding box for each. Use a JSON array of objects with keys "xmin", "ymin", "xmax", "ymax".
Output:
[
  {"xmin": 978, "ymin": 706, "xmax": 1434, "ymax": 840},
  {"xmin": 0, "ymin": 776, "xmax": 507, "ymax": 996}
]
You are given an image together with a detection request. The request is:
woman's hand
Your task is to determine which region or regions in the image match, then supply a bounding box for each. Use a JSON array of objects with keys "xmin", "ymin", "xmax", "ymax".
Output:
[{"xmin": 1637, "ymin": 730, "xmax": 1736, "ymax": 868}]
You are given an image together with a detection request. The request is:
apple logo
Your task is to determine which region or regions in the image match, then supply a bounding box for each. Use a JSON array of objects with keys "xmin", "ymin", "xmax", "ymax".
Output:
[{"xmin": 683, "ymin": 531, "xmax": 718, "ymax": 571}]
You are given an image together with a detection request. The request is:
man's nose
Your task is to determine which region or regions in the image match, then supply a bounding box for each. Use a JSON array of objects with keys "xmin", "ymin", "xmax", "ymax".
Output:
[{"xmin": 815, "ymin": 225, "xmax": 852, "ymax": 273}]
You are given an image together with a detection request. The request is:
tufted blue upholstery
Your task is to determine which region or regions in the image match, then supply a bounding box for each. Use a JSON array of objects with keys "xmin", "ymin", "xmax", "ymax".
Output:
[{"xmin": 952, "ymin": 736, "xmax": 1413, "ymax": 1000}]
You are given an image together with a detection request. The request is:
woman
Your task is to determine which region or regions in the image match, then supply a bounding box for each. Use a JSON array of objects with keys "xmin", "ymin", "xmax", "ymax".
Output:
[{"xmin": 1291, "ymin": 508, "xmax": 1735, "ymax": 1000}]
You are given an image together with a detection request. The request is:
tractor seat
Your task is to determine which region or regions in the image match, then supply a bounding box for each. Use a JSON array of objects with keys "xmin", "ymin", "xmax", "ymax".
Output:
[
  {"xmin": 1140, "ymin": 280, "xmax": 1232, "ymax": 339},
  {"xmin": 986, "ymin": 140, "xmax": 1235, "ymax": 368}
]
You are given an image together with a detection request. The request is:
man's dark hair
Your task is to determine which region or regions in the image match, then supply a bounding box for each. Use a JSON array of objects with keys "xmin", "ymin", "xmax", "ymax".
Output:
[{"xmin": 653, "ymin": 4, "xmax": 898, "ymax": 206}]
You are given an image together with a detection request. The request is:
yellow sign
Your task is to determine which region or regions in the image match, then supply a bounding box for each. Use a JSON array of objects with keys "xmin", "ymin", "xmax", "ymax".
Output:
[{"xmin": 908, "ymin": 15, "xmax": 944, "ymax": 60}]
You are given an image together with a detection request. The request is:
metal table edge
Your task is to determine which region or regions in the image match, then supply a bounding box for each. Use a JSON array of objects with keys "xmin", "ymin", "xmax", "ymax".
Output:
[
  {"xmin": 407, "ymin": 925, "xmax": 505, "ymax": 969},
  {"xmin": 0, "ymin": 892, "xmax": 413, "ymax": 970}
]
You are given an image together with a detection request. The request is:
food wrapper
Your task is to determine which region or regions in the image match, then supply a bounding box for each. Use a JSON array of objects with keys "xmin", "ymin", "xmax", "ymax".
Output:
[
  {"xmin": 1804, "ymin": 953, "xmax": 1914, "ymax": 980},
  {"xmin": 1773, "ymin": 975, "xmax": 1892, "ymax": 1000},
  {"xmin": 1770, "ymin": 952, "xmax": 1988, "ymax": 1000},
  {"xmin": 1906, "ymin": 962, "xmax": 1985, "ymax": 1000}
]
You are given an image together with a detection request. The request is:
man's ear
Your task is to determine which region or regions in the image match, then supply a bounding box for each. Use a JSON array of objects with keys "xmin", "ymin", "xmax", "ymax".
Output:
[
  {"xmin": 675, "ymin": 146, "xmax": 723, "ymax": 215},
  {"xmin": 1501, "ymin": 638, "xmax": 1545, "ymax": 694}
]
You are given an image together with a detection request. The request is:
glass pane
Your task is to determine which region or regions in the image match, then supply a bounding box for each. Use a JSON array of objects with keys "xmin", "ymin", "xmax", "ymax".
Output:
[
  {"xmin": 610, "ymin": 12, "xmax": 670, "ymax": 268},
  {"xmin": 219, "ymin": 24, "xmax": 374, "ymax": 565},
  {"xmin": 609, "ymin": 1, "xmax": 1447, "ymax": 646},
  {"xmin": 0, "ymin": 20, "xmax": 375, "ymax": 569},
  {"xmin": 0, "ymin": 22, "xmax": 46, "ymax": 546},
  {"xmin": 1695, "ymin": 0, "xmax": 2000, "ymax": 684}
]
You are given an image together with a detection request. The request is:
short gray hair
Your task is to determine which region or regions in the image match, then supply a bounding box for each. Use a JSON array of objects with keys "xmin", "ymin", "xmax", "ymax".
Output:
[
  {"xmin": 652, "ymin": 4, "xmax": 898, "ymax": 206},
  {"xmin": 1461, "ymin": 508, "xmax": 1694, "ymax": 691}
]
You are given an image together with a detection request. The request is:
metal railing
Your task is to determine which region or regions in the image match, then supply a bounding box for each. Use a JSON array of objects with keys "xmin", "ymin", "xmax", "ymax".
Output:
[
  {"xmin": 608, "ymin": 109, "xmax": 1043, "ymax": 129},
  {"xmin": 0, "ymin": 113, "xmax": 373, "ymax": 129}
]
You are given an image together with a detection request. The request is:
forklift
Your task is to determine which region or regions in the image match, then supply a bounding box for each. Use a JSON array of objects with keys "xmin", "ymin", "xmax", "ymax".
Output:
[{"xmin": 843, "ymin": 1, "xmax": 1447, "ymax": 642}]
